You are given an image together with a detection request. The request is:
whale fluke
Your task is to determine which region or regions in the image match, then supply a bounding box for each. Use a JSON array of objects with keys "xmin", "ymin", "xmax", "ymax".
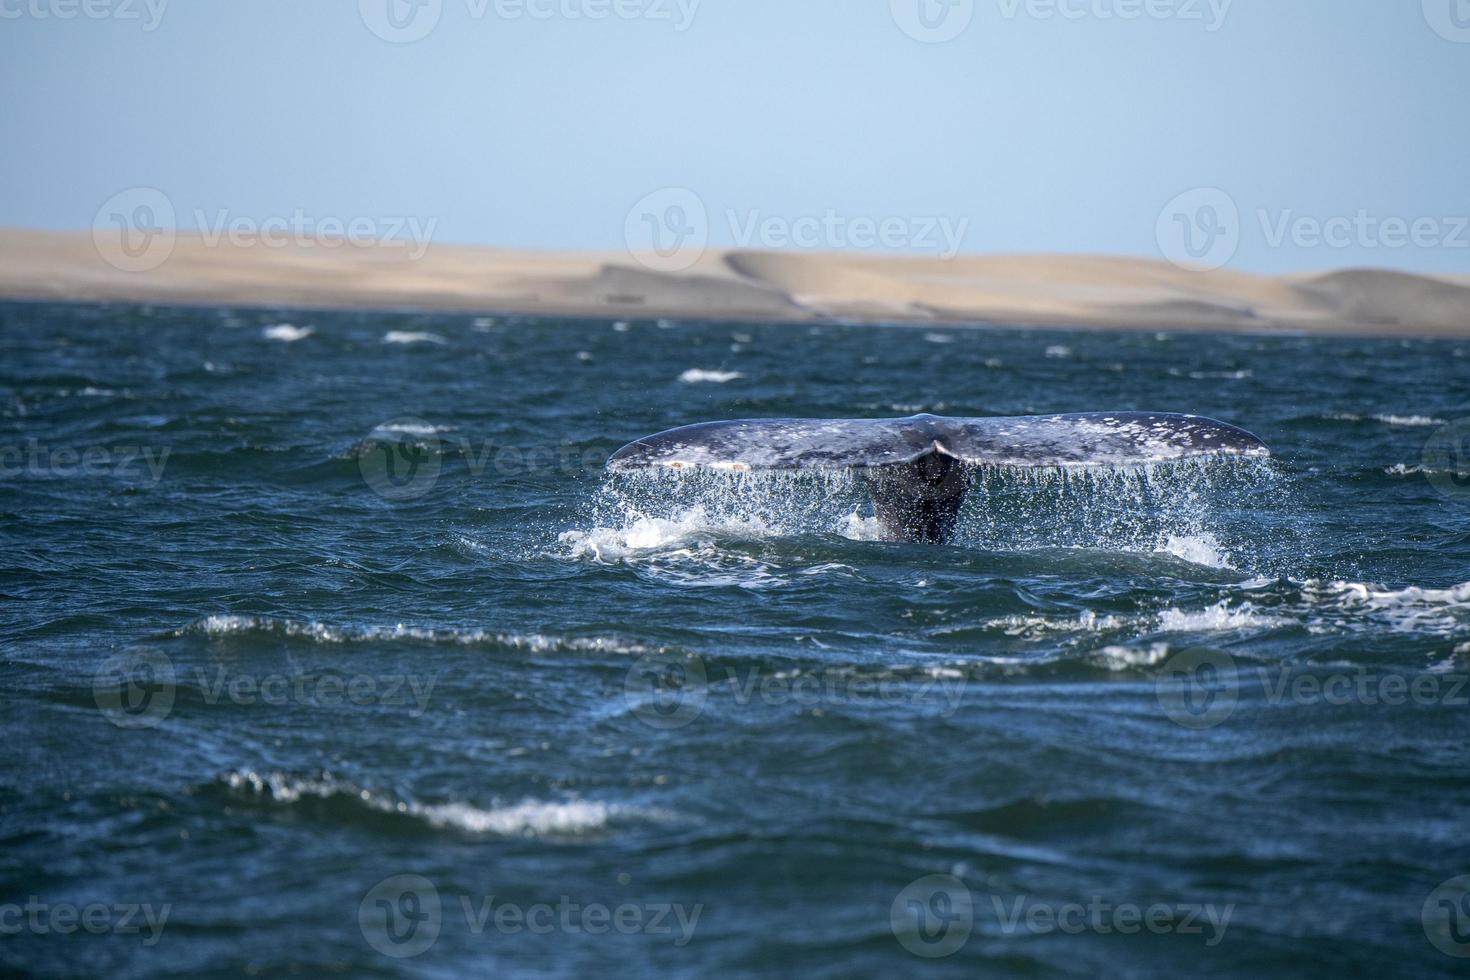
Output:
[{"xmin": 607, "ymin": 413, "xmax": 1270, "ymax": 543}]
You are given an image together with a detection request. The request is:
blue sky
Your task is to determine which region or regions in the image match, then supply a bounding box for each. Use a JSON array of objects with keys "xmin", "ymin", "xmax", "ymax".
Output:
[{"xmin": 2, "ymin": 0, "xmax": 1467, "ymax": 274}]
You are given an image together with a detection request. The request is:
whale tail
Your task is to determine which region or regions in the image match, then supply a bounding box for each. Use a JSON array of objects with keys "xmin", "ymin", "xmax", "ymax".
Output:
[{"xmin": 607, "ymin": 413, "xmax": 1270, "ymax": 543}]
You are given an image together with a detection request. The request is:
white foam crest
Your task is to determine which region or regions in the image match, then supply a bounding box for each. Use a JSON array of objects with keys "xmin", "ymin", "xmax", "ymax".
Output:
[
  {"xmin": 1094, "ymin": 642, "xmax": 1172, "ymax": 670},
  {"xmin": 185, "ymin": 615, "xmax": 656, "ymax": 654},
  {"xmin": 375, "ymin": 421, "xmax": 451, "ymax": 436},
  {"xmin": 383, "ymin": 331, "xmax": 447, "ymax": 345},
  {"xmin": 263, "ymin": 323, "xmax": 314, "ymax": 342},
  {"xmin": 219, "ymin": 771, "xmax": 643, "ymax": 838},
  {"xmin": 1157, "ymin": 601, "xmax": 1282, "ymax": 632},
  {"xmin": 560, "ymin": 505, "xmax": 778, "ymax": 561},
  {"xmin": 1299, "ymin": 580, "xmax": 1470, "ymax": 636},
  {"xmin": 678, "ymin": 369, "xmax": 743, "ymax": 384},
  {"xmin": 1326, "ymin": 413, "xmax": 1446, "ymax": 427},
  {"xmin": 987, "ymin": 610, "xmax": 1128, "ymax": 638}
]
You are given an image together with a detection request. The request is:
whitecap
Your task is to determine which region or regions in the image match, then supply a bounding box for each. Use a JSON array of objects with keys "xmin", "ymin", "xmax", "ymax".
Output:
[
  {"xmin": 183, "ymin": 615, "xmax": 658, "ymax": 655},
  {"xmin": 219, "ymin": 771, "xmax": 647, "ymax": 838},
  {"xmin": 678, "ymin": 369, "xmax": 743, "ymax": 384},
  {"xmin": 383, "ymin": 331, "xmax": 447, "ymax": 345},
  {"xmin": 263, "ymin": 324, "xmax": 314, "ymax": 342},
  {"xmin": 1157, "ymin": 601, "xmax": 1280, "ymax": 632}
]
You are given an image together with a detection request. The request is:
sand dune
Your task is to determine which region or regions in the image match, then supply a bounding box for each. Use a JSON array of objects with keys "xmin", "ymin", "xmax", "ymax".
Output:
[{"xmin": 2, "ymin": 227, "xmax": 1467, "ymax": 337}]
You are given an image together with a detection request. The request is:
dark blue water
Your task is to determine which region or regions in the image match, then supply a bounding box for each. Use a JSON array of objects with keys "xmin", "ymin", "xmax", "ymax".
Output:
[{"xmin": 3, "ymin": 301, "xmax": 1470, "ymax": 978}]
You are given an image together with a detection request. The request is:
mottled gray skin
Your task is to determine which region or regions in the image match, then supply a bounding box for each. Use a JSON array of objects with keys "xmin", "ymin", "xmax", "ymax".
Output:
[{"xmin": 608, "ymin": 413, "xmax": 1270, "ymax": 543}]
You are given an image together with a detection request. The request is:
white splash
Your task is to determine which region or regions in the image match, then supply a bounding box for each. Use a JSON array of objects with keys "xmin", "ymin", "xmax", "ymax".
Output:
[
  {"xmin": 1157, "ymin": 601, "xmax": 1280, "ymax": 632},
  {"xmin": 1157, "ymin": 533, "xmax": 1234, "ymax": 569},
  {"xmin": 384, "ymin": 331, "xmax": 447, "ymax": 345},
  {"xmin": 679, "ymin": 369, "xmax": 744, "ymax": 384},
  {"xmin": 263, "ymin": 323, "xmax": 314, "ymax": 342}
]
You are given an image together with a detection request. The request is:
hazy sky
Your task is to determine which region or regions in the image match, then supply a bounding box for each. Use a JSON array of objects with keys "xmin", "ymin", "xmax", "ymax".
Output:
[{"xmin": 2, "ymin": 0, "xmax": 1467, "ymax": 273}]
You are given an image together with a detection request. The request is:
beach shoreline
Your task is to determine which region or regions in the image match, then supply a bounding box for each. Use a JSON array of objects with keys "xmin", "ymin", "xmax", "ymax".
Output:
[{"xmin": 4, "ymin": 227, "xmax": 1468, "ymax": 338}]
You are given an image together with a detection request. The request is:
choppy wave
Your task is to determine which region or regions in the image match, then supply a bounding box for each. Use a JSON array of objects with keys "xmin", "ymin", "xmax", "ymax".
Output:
[
  {"xmin": 213, "ymin": 770, "xmax": 653, "ymax": 837},
  {"xmin": 181, "ymin": 615, "xmax": 662, "ymax": 655}
]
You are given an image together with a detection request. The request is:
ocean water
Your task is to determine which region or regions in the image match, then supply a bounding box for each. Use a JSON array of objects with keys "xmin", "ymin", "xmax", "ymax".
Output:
[{"xmin": 2, "ymin": 301, "xmax": 1470, "ymax": 978}]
